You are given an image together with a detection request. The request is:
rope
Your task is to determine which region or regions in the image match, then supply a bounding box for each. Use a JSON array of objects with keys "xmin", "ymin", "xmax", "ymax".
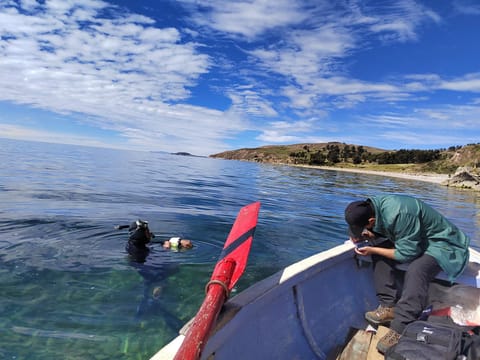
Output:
[{"xmin": 205, "ymin": 279, "xmax": 230, "ymax": 297}]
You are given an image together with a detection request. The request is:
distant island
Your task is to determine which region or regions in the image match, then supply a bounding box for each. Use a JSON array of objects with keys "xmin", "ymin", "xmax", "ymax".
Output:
[
  {"xmin": 210, "ymin": 142, "xmax": 480, "ymax": 191},
  {"xmin": 171, "ymin": 152, "xmax": 206, "ymax": 158}
]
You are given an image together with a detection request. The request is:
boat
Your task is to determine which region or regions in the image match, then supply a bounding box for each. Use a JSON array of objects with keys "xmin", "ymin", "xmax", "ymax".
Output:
[
  {"xmin": 151, "ymin": 204, "xmax": 480, "ymax": 360},
  {"xmin": 152, "ymin": 243, "xmax": 480, "ymax": 359}
]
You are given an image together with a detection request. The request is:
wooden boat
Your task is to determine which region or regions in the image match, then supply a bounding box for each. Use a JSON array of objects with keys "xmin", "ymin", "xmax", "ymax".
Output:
[{"xmin": 151, "ymin": 240, "xmax": 480, "ymax": 360}]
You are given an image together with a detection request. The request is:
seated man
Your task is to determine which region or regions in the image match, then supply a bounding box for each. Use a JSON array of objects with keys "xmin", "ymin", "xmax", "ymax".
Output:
[{"xmin": 344, "ymin": 195, "xmax": 470, "ymax": 354}]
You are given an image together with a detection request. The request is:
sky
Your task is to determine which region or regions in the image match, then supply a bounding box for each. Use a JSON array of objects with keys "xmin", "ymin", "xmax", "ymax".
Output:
[{"xmin": 1, "ymin": 0, "xmax": 480, "ymax": 156}]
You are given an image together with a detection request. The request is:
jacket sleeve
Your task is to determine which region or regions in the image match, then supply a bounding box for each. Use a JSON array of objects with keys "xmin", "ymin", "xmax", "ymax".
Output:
[{"xmin": 392, "ymin": 213, "xmax": 425, "ymax": 262}]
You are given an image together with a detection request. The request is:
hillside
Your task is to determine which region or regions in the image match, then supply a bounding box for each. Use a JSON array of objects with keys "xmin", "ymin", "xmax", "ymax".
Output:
[
  {"xmin": 210, "ymin": 142, "xmax": 385, "ymax": 165},
  {"xmin": 210, "ymin": 142, "xmax": 480, "ymax": 190}
]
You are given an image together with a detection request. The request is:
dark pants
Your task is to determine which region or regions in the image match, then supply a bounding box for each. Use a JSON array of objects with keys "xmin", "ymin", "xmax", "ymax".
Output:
[{"xmin": 372, "ymin": 243, "xmax": 442, "ymax": 333}]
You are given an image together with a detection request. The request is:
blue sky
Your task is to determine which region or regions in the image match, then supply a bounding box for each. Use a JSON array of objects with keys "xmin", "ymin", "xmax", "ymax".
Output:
[{"xmin": 1, "ymin": 0, "xmax": 479, "ymax": 156}]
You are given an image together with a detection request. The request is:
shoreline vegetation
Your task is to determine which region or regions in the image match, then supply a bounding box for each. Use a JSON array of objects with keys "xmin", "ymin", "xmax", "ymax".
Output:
[{"xmin": 209, "ymin": 142, "xmax": 480, "ymax": 191}]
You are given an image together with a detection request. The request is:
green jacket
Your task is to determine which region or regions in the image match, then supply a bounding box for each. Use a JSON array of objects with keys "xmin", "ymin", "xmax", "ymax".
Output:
[{"xmin": 369, "ymin": 195, "xmax": 470, "ymax": 282}]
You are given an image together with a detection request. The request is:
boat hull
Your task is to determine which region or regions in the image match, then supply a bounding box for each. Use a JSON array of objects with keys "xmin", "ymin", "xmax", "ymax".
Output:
[{"xmin": 152, "ymin": 242, "xmax": 480, "ymax": 360}]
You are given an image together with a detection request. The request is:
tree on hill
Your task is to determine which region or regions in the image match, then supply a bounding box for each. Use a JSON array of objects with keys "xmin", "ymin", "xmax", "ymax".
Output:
[
  {"xmin": 372, "ymin": 149, "xmax": 442, "ymax": 164},
  {"xmin": 327, "ymin": 145, "xmax": 341, "ymax": 164},
  {"xmin": 310, "ymin": 151, "xmax": 326, "ymax": 165}
]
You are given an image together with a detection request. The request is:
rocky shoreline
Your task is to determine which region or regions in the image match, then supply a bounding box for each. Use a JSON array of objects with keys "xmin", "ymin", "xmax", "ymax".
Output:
[
  {"xmin": 211, "ymin": 143, "xmax": 479, "ymax": 190},
  {"xmin": 293, "ymin": 165, "xmax": 480, "ymax": 191},
  {"xmin": 441, "ymin": 167, "xmax": 480, "ymax": 191}
]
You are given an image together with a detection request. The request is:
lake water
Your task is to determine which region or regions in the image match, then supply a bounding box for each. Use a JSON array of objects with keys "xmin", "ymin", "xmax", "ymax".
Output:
[{"xmin": 1, "ymin": 138, "xmax": 479, "ymax": 359}]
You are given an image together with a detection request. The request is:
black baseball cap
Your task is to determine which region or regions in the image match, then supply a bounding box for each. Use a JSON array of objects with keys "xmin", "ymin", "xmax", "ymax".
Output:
[{"xmin": 345, "ymin": 200, "xmax": 373, "ymax": 238}]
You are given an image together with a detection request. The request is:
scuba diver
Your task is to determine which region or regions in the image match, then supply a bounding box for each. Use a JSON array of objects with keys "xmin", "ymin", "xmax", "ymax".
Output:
[
  {"xmin": 115, "ymin": 219, "xmax": 193, "ymax": 328},
  {"xmin": 117, "ymin": 219, "xmax": 193, "ymax": 263}
]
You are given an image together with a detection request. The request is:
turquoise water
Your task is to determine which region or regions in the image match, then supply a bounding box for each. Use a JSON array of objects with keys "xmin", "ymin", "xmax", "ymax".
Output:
[{"xmin": 0, "ymin": 138, "xmax": 479, "ymax": 359}]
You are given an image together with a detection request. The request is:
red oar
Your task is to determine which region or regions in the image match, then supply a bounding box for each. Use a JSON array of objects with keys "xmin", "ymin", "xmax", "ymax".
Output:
[{"xmin": 173, "ymin": 201, "xmax": 261, "ymax": 360}]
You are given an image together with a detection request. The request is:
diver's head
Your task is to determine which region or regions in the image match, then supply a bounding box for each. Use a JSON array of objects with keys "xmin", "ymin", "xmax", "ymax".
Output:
[{"xmin": 128, "ymin": 219, "xmax": 153, "ymax": 245}]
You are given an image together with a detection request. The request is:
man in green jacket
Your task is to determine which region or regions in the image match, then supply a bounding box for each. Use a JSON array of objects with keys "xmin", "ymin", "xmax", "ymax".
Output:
[{"xmin": 345, "ymin": 194, "xmax": 470, "ymax": 354}]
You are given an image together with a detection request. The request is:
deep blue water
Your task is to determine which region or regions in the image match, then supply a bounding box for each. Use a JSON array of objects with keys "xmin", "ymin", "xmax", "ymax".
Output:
[{"xmin": 0, "ymin": 138, "xmax": 479, "ymax": 359}]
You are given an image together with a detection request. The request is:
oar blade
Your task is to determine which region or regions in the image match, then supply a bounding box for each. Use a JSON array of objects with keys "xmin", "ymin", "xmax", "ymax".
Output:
[
  {"xmin": 173, "ymin": 201, "xmax": 261, "ymax": 360},
  {"xmin": 216, "ymin": 201, "xmax": 260, "ymax": 289}
]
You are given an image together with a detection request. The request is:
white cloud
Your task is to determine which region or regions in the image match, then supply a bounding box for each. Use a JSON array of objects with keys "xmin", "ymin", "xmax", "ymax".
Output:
[
  {"xmin": 256, "ymin": 118, "xmax": 324, "ymax": 143},
  {"xmin": 359, "ymin": 103, "xmax": 480, "ymax": 135},
  {"xmin": 453, "ymin": 0, "xmax": 480, "ymax": 15},
  {"xmin": 250, "ymin": 25, "xmax": 355, "ymax": 83},
  {"xmin": 0, "ymin": 123, "xmax": 115, "ymax": 149},
  {"xmin": 367, "ymin": 0, "xmax": 441, "ymax": 42},
  {"xmin": 256, "ymin": 131, "xmax": 300, "ymax": 143},
  {"xmin": 201, "ymin": 0, "xmax": 443, "ymax": 118},
  {"xmin": 228, "ymin": 89, "xmax": 278, "ymax": 117},
  {"xmin": 19, "ymin": 0, "xmax": 40, "ymax": 12},
  {"xmin": 375, "ymin": 131, "xmax": 468, "ymax": 148},
  {"xmin": 404, "ymin": 73, "xmax": 480, "ymax": 93},
  {"xmin": 0, "ymin": 0, "xmax": 479, "ymax": 155},
  {"xmin": 370, "ymin": 20, "xmax": 417, "ymax": 42},
  {"xmin": 181, "ymin": 0, "xmax": 309, "ymax": 40},
  {"xmin": 355, "ymin": 102, "xmax": 480, "ymax": 148},
  {"xmin": 439, "ymin": 73, "xmax": 480, "ymax": 92},
  {"xmin": 417, "ymin": 104, "xmax": 480, "ymax": 128},
  {"xmin": 0, "ymin": 0, "xmax": 252, "ymax": 155}
]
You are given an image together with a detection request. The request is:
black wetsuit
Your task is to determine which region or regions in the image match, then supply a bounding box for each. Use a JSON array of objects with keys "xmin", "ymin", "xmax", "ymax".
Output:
[{"xmin": 125, "ymin": 222, "xmax": 152, "ymax": 263}]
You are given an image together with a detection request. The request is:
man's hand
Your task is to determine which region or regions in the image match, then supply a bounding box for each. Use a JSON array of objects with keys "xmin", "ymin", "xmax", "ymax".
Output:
[
  {"xmin": 354, "ymin": 246, "xmax": 373, "ymax": 256},
  {"xmin": 354, "ymin": 246, "xmax": 396, "ymax": 260}
]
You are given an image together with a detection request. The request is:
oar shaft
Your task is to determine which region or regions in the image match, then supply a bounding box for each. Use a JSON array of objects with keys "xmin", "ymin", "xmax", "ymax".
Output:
[{"xmin": 174, "ymin": 260, "xmax": 236, "ymax": 360}]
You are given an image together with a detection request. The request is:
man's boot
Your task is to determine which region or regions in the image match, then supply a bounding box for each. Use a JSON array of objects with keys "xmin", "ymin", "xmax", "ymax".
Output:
[{"xmin": 365, "ymin": 304, "xmax": 394, "ymax": 325}]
